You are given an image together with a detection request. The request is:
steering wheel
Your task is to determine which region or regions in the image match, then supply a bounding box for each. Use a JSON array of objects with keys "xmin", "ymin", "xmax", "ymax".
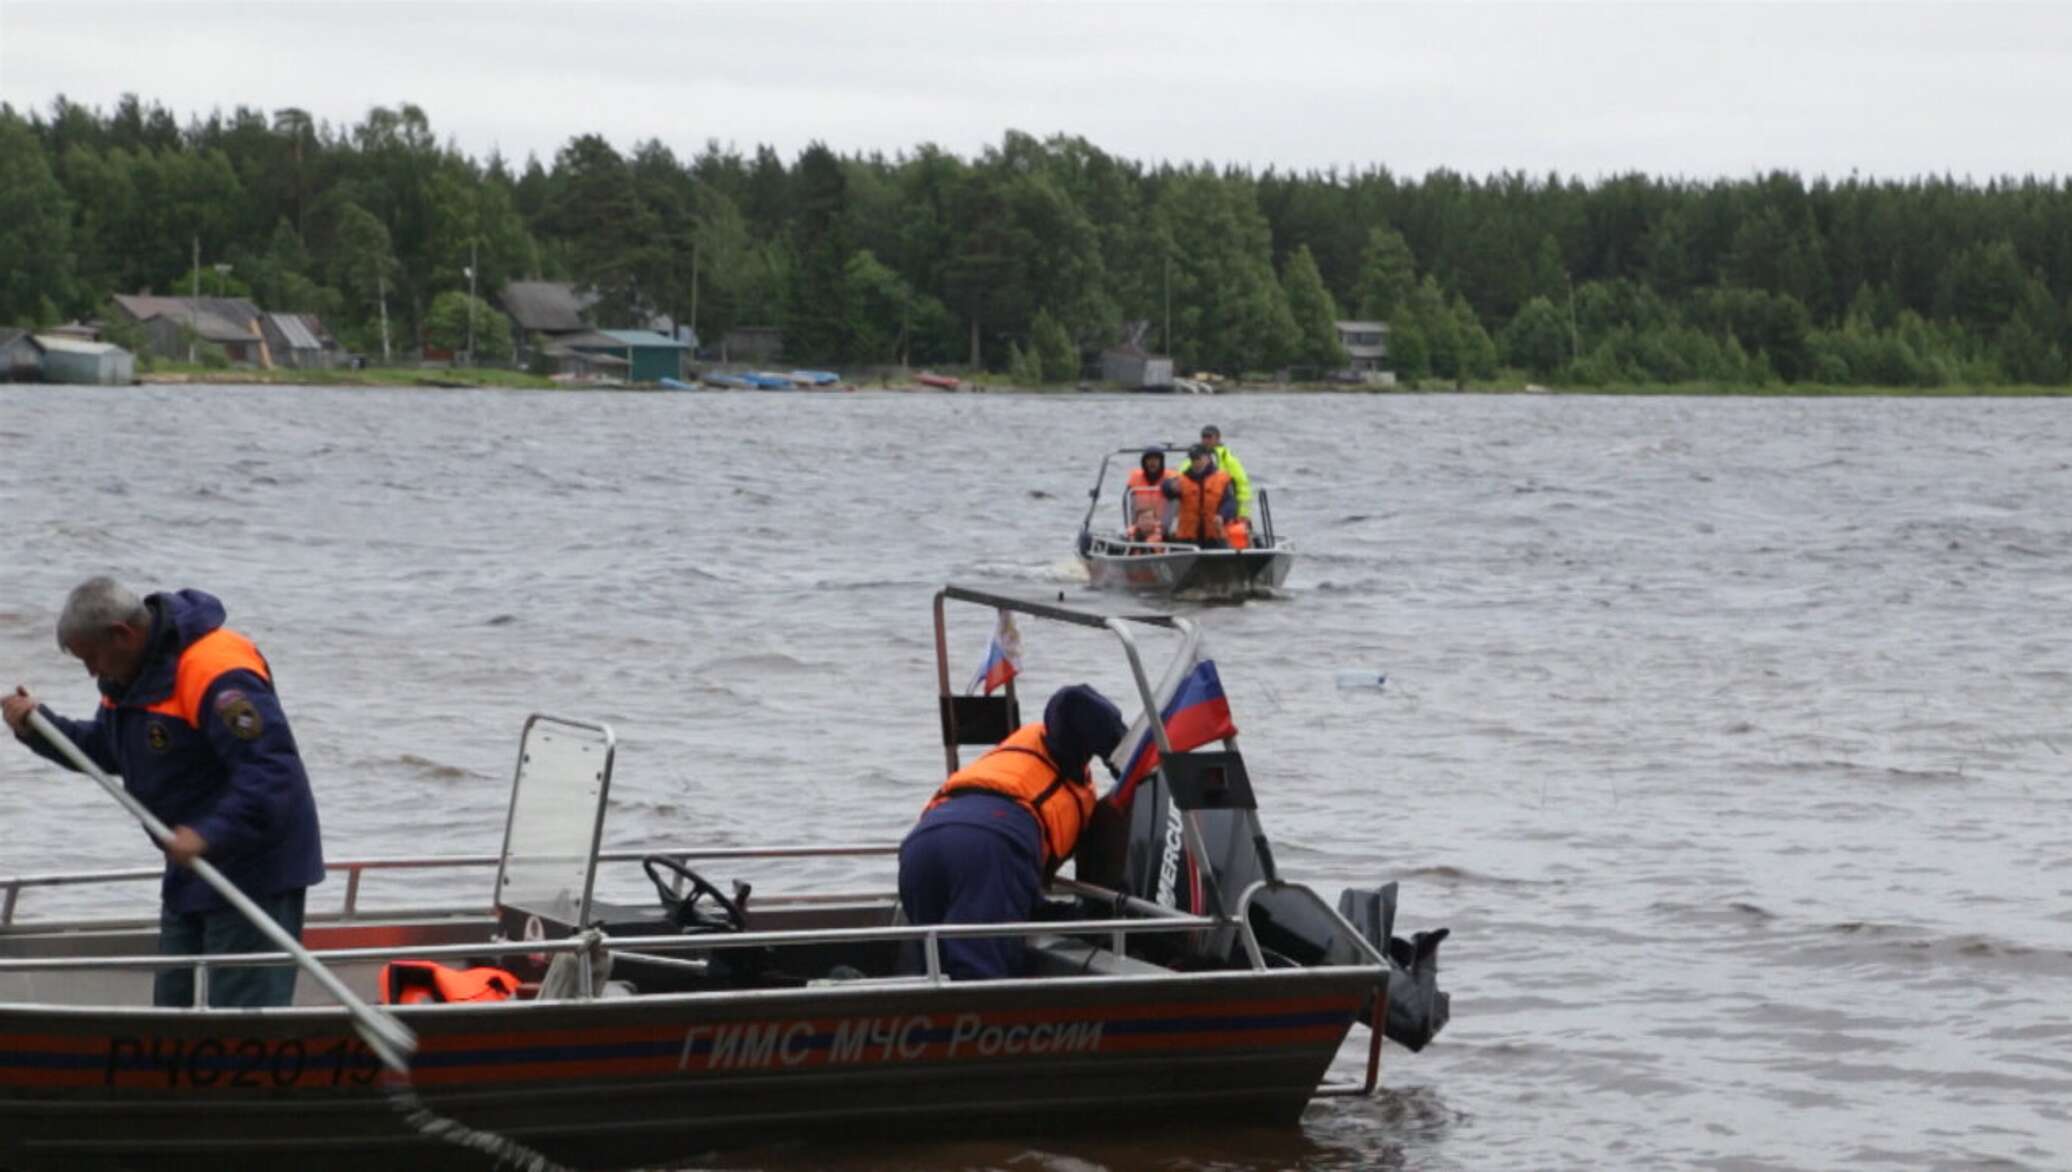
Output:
[{"xmin": 641, "ymin": 855, "xmax": 748, "ymax": 934}]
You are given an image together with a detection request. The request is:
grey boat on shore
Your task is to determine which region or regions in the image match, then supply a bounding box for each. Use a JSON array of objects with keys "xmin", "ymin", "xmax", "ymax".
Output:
[
  {"xmin": 0, "ymin": 587, "xmax": 1444, "ymax": 1171},
  {"xmin": 1078, "ymin": 445, "xmax": 1296, "ymax": 600}
]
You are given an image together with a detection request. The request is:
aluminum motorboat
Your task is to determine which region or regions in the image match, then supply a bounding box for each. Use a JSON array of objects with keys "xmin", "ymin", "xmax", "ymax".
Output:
[
  {"xmin": 1077, "ymin": 445, "xmax": 1297, "ymax": 600},
  {"xmin": 0, "ymin": 587, "xmax": 1443, "ymax": 1170}
]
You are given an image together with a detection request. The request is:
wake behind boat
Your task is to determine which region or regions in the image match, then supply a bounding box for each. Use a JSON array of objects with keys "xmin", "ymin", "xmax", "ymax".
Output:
[
  {"xmin": 0, "ymin": 586, "xmax": 1444, "ymax": 1170},
  {"xmin": 1078, "ymin": 444, "xmax": 1296, "ymax": 600}
]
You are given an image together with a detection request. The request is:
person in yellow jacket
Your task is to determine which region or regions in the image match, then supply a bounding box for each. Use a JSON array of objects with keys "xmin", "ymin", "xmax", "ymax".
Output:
[
  {"xmin": 1199, "ymin": 424, "xmax": 1252, "ymax": 520},
  {"xmin": 897, "ymin": 685, "xmax": 1126, "ymax": 979}
]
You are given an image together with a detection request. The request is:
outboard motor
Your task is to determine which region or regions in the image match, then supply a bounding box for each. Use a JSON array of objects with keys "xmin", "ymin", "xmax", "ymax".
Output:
[
  {"xmin": 1339, "ymin": 883, "xmax": 1451, "ymax": 1052},
  {"xmin": 1116, "ymin": 755, "xmax": 1451, "ymax": 1051}
]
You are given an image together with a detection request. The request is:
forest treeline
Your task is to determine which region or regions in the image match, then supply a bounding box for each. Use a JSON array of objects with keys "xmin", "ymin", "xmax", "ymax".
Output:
[{"xmin": 3, "ymin": 95, "xmax": 2070, "ymax": 386}]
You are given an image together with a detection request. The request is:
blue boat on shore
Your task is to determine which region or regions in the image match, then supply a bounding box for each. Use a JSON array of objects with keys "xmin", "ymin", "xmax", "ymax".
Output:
[
  {"xmin": 702, "ymin": 373, "xmax": 754, "ymax": 389},
  {"xmin": 743, "ymin": 372, "xmax": 794, "ymax": 390},
  {"xmin": 787, "ymin": 370, "xmax": 840, "ymax": 386}
]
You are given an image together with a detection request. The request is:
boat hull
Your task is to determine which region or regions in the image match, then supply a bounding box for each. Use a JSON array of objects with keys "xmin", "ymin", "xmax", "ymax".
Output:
[
  {"xmin": 0, "ymin": 968, "xmax": 1366, "ymax": 1170},
  {"xmin": 1082, "ymin": 547, "xmax": 1295, "ymax": 600}
]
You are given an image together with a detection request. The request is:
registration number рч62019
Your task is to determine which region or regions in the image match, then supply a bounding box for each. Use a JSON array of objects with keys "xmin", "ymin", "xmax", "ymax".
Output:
[{"xmin": 103, "ymin": 1035, "xmax": 380, "ymax": 1088}]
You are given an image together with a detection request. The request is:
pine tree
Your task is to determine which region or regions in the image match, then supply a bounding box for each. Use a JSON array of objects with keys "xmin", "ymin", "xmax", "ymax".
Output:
[{"xmin": 1280, "ymin": 245, "xmax": 1345, "ymax": 370}]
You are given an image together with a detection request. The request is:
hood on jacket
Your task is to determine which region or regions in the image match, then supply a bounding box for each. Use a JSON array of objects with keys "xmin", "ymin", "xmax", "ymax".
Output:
[
  {"xmin": 1042, "ymin": 684, "xmax": 1126, "ymax": 781},
  {"xmin": 107, "ymin": 589, "xmax": 229, "ymax": 704}
]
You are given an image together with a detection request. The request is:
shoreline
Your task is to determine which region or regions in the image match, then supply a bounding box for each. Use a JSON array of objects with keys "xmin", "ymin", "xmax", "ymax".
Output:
[{"xmin": 115, "ymin": 370, "xmax": 2072, "ymax": 397}]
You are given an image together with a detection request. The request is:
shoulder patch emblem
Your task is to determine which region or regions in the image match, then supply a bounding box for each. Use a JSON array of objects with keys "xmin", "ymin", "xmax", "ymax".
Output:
[
  {"xmin": 214, "ymin": 689, "xmax": 264, "ymax": 741},
  {"xmin": 146, "ymin": 721, "xmax": 171, "ymax": 753}
]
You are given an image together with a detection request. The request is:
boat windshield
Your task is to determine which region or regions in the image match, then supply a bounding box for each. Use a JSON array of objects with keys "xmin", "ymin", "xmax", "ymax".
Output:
[{"xmin": 492, "ymin": 716, "xmax": 616, "ymax": 926}]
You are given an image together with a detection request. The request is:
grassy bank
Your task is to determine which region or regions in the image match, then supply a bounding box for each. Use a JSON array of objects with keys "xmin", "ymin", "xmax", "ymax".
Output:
[
  {"xmin": 1217, "ymin": 376, "xmax": 2072, "ymax": 397},
  {"xmin": 137, "ymin": 365, "xmax": 562, "ymax": 390},
  {"xmin": 123, "ymin": 365, "xmax": 2072, "ymax": 397}
]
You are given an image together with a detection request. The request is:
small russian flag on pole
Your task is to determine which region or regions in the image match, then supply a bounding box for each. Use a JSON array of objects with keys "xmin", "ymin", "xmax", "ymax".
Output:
[{"xmin": 968, "ymin": 610, "xmax": 1023, "ymax": 695}]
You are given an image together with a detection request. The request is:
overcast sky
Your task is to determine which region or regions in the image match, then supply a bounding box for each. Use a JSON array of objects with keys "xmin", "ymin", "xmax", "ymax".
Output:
[{"xmin": 2, "ymin": 1, "xmax": 2066, "ymax": 180}]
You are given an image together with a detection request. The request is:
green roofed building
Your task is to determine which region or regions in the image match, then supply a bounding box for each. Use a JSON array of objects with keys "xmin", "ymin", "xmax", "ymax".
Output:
[{"xmin": 564, "ymin": 329, "xmax": 690, "ymax": 383}]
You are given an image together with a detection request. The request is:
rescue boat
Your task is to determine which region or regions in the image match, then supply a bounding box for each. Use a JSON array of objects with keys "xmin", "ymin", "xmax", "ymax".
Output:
[
  {"xmin": 0, "ymin": 587, "xmax": 1444, "ymax": 1170},
  {"xmin": 1077, "ymin": 445, "xmax": 1298, "ymax": 601}
]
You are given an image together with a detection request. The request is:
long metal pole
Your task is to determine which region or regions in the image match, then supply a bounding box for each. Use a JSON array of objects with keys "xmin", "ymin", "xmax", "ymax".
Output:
[
  {"xmin": 190, "ymin": 236, "xmax": 200, "ymax": 364},
  {"xmin": 23, "ymin": 709, "xmax": 416, "ymax": 1074}
]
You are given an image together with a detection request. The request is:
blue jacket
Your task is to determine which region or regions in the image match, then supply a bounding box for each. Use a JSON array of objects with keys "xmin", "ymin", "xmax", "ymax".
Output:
[{"xmin": 22, "ymin": 590, "xmax": 325, "ymax": 914}]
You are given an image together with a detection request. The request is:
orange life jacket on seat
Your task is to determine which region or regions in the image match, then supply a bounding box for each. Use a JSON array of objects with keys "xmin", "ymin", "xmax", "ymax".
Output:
[
  {"xmin": 925, "ymin": 723, "xmax": 1094, "ymax": 873},
  {"xmin": 1169, "ymin": 469, "xmax": 1233, "ymax": 542},
  {"xmin": 1225, "ymin": 517, "xmax": 1251, "ymax": 550},
  {"xmin": 379, "ymin": 960, "xmax": 523, "ymax": 1005}
]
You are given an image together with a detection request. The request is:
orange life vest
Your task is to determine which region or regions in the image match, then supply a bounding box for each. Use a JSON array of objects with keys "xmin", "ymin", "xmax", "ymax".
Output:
[
  {"xmin": 1225, "ymin": 517, "xmax": 1251, "ymax": 550},
  {"xmin": 378, "ymin": 960, "xmax": 523, "ymax": 1005},
  {"xmin": 1169, "ymin": 469, "xmax": 1233, "ymax": 542},
  {"xmin": 926, "ymin": 723, "xmax": 1094, "ymax": 872},
  {"xmin": 1126, "ymin": 467, "xmax": 1173, "ymax": 543},
  {"xmin": 1126, "ymin": 466, "xmax": 1175, "ymax": 515},
  {"xmin": 103, "ymin": 628, "xmax": 272, "ymax": 725}
]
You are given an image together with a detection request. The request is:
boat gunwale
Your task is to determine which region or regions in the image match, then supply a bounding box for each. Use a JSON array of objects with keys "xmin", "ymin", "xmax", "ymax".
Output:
[
  {"xmin": 1, "ymin": 952, "xmax": 1385, "ymax": 1020},
  {"xmin": 0, "ymin": 843, "xmax": 905, "ymax": 928}
]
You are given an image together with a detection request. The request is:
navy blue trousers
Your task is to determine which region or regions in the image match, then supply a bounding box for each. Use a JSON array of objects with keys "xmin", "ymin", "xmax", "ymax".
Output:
[
  {"xmin": 898, "ymin": 796, "xmax": 1042, "ymax": 980},
  {"xmin": 154, "ymin": 887, "xmax": 306, "ymax": 1008}
]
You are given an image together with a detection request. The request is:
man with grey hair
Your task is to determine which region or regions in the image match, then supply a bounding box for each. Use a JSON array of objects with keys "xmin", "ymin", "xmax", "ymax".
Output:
[{"xmin": 3, "ymin": 578, "xmax": 324, "ymax": 1008}]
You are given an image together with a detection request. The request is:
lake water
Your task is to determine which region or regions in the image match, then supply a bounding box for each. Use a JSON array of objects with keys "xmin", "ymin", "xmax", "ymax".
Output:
[{"xmin": 3, "ymin": 385, "xmax": 2068, "ymax": 1170}]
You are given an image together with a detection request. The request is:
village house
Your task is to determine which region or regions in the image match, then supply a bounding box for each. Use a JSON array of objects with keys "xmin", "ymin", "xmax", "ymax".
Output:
[
  {"xmin": 1098, "ymin": 320, "xmax": 1173, "ymax": 388},
  {"xmin": 110, "ymin": 294, "xmax": 268, "ymax": 366},
  {"xmin": 1334, "ymin": 320, "xmax": 1391, "ymax": 379},
  {"xmin": 1, "ymin": 329, "xmax": 43, "ymax": 381},
  {"xmin": 499, "ymin": 281, "xmax": 598, "ymax": 364},
  {"xmin": 34, "ymin": 336, "xmax": 136, "ymax": 385},
  {"xmin": 562, "ymin": 329, "xmax": 690, "ymax": 383},
  {"xmin": 1100, "ymin": 343, "xmax": 1174, "ymax": 389},
  {"xmin": 260, "ymin": 312, "xmax": 344, "ymax": 370}
]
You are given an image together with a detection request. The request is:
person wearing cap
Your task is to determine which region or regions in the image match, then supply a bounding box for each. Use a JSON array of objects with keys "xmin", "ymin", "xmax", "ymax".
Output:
[
  {"xmin": 898, "ymin": 685, "xmax": 1126, "ymax": 979},
  {"xmin": 1161, "ymin": 443, "xmax": 1238, "ymax": 549},
  {"xmin": 1198, "ymin": 425, "xmax": 1253, "ymax": 520}
]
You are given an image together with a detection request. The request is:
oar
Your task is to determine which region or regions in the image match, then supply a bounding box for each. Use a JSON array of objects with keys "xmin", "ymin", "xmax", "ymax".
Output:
[{"xmin": 22, "ymin": 707, "xmax": 416, "ymax": 1073}]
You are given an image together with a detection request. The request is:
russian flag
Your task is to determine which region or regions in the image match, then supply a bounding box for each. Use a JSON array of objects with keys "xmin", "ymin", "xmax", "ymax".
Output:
[
  {"xmin": 967, "ymin": 611, "xmax": 1023, "ymax": 695},
  {"xmin": 1107, "ymin": 658, "xmax": 1236, "ymax": 809}
]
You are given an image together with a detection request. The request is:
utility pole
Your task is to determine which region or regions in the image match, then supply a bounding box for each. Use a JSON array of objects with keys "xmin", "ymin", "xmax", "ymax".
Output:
[
  {"xmin": 465, "ymin": 239, "xmax": 477, "ymax": 368},
  {"xmin": 689, "ymin": 237, "xmax": 700, "ymax": 349},
  {"xmin": 189, "ymin": 235, "xmax": 200, "ymax": 364},
  {"xmin": 377, "ymin": 272, "xmax": 391, "ymax": 363},
  {"xmin": 1163, "ymin": 252, "xmax": 1172, "ymax": 359},
  {"xmin": 1565, "ymin": 268, "xmax": 1580, "ymax": 364}
]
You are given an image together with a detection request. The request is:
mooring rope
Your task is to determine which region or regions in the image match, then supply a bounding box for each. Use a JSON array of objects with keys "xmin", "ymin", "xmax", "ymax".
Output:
[
  {"xmin": 386, "ymin": 1082, "xmax": 574, "ymax": 1172},
  {"xmin": 381, "ymin": 931, "xmax": 612, "ymax": 1170}
]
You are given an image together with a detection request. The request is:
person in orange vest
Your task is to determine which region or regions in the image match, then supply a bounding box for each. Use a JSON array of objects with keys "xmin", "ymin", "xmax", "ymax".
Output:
[
  {"xmin": 898, "ymin": 685, "xmax": 1126, "ymax": 979},
  {"xmin": 1124, "ymin": 447, "xmax": 1176, "ymax": 546},
  {"xmin": 1126, "ymin": 503, "xmax": 1165, "ymax": 547},
  {"xmin": 1161, "ymin": 443, "xmax": 1237, "ymax": 548},
  {"xmin": 1125, "ymin": 446, "xmax": 1176, "ymax": 518},
  {"xmin": 3, "ymin": 578, "xmax": 324, "ymax": 1008}
]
